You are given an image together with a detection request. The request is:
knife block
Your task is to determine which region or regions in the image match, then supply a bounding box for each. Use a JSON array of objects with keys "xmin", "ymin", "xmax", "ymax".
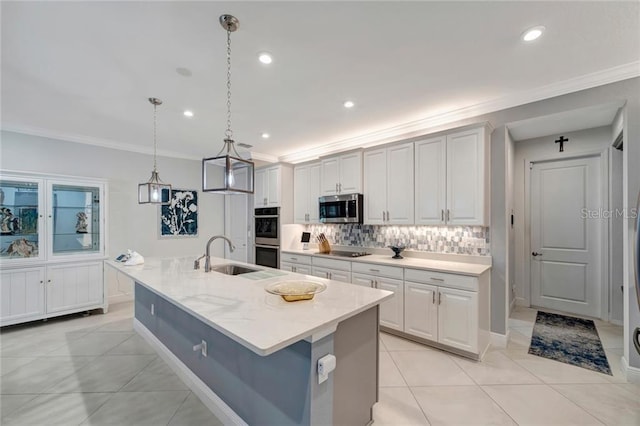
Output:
[{"xmin": 318, "ymin": 240, "xmax": 331, "ymax": 254}]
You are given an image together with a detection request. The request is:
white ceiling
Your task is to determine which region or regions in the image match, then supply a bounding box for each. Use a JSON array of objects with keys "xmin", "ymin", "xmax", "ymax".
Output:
[{"xmin": 2, "ymin": 1, "xmax": 638, "ymax": 163}]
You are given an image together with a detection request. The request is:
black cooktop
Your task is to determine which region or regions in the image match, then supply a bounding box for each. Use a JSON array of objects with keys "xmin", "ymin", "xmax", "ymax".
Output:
[{"xmin": 324, "ymin": 250, "xmax": 371, "ymax": 258}]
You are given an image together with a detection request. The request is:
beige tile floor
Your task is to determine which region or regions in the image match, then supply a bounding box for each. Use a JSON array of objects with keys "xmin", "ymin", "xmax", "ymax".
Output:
[{"xmin": 0, "ymin": 303, "xmax": 638, "ymax": 425}]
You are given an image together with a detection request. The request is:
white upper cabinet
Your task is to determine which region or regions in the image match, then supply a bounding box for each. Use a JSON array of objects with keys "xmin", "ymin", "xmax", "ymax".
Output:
[
  {"xmin": 415, "ymin": 136, "xmax": 447, "ymax": 225},
  {"xmin": 255, "ymin": 164, "xmax": 291, "ymax": 208},
  {"xmin": 364, "ymin": 142, "xmax": 414, "ymax": 224},
  {"xmin": 415, "ymin": 125, "xmax": 489, "ymax": 226},
  {"xmin": 294, "ymin": 162, "xmax": 321, "ymax": 224},
  {"xmin": 320, "ymin": 151, "xmax": 362, "ymax": 195}
]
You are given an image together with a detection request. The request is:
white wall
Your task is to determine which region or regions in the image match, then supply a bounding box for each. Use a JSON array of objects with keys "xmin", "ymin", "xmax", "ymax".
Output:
[
  {"xmin": 511, "ymin": 126, "xmax": 618, "ymax": 315},
  {"xmin": 0, "ymin": 131, "xmax": 226, "ymax": 260}
]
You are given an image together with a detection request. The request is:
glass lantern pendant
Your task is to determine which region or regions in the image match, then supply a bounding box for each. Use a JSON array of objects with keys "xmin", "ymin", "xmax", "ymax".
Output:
[
  {"xmin": 138, "ymin": 98, "xmax": 172, "ymax": 204},
  {"xmin": 202, "ymin": 14, "xmax": 255, "ymax": 195}
]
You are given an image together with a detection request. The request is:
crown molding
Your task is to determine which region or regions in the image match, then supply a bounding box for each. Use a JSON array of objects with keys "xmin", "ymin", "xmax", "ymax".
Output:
[
  {"xmin": 1, "ymin": 124, "xmax": 201, "ymax": 161},
  {"xmin": 279, "ymin": 61, "xmax": 640, "ymax": 164},
  {"xmin": 1, "ymin": 124, "xmax": 275, "ymax": 165}
]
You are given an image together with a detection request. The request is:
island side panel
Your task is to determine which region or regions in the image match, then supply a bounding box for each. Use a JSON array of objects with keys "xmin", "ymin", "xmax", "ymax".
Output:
[
  {"xmin": 134, "ymin": 283, "xmax": 333, "ymax": 425},
  {"xmin": 332, "ymin": 306, "xmax": 379, "ymax": 425}
]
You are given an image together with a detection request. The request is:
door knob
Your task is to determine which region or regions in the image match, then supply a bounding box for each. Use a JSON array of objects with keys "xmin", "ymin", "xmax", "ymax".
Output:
[{"xmin": 532, "ymin": 252, "xmax": 543, "ymax": 257}]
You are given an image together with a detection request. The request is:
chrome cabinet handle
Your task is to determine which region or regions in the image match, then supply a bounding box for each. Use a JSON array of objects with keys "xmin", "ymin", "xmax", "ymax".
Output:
[
  {"xmin": 292, "ymin": 266, "xmax": 296, "ymax": 272},
  {"xmin": 370, "ymin": 279, "xmax": 375, "ymax": 287},
  {"xmin": 532, "ymin": 252, "xmax": 543, "ymax": 257},
  {"xmin": 432, "ymin": 292, "xmax": 435, "ymax": 304},
  {"xmin": 430, "ymin": 277, "xmax": 444, "ymax": 282},
  {"xmin": 291, "ymin": 257, "xmax": 297, "ymax": 261},
  {"xmin": 446, "ymin": 209, "xmax": 450, "ymax": 222},
  {"xmin": 193, "ymin": 340, "xmax": 207, "ymax": 357},
  {"xmin": 441, "ymin": 209, "xmax": 444, "ymax": 222},
  {"xmin": 387, "ymin": 211, "xmax": 390, "ymax": 222},
  {"xmin": 438, "ymin": 292, "xmax": 442, "ymax": 305},
  {"xmin": 335, "ymin": 183, "xmax": 338, "ymax": 193},
  {"xmin": 369, "ymin": 268, "xmax": 380, "ymax": 272}
]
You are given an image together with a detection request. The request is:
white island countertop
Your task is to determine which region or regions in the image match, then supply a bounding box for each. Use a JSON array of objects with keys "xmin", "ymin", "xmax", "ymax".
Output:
[{"xmin": 106, "ymin": 257, "xmax": 392, "ymax": 356}]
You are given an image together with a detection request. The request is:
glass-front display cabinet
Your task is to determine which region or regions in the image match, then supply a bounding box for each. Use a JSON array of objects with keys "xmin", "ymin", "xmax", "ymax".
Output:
[
  {"xmin": 48, "ymin": 182, "xmax": 102, "ymax": 258},
  {"xmin": 0, "ymin": 176, "xmax": 45, "ymax": 262},
  {"xmin": 0, "ymin": 172, "xmax": 107, "ymax": 327}
]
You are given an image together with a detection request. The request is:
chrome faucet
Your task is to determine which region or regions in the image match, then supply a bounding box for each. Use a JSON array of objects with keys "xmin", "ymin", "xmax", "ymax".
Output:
[{"xmin": 200, "ymin": 235, "xmax": 235, "ymax": 272}]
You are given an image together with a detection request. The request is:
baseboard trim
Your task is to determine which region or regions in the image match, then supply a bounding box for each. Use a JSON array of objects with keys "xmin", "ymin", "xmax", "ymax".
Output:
[
  {"xmin": 515, "ymin": 297, "xmax": 529, "ymax": 307},
  {"xmin": 133, "ymin": 319, "xmax": 247, "ymax": 426},
  {"xmin": 509, "ymin": 298, "xmax": 516, "ymax": 315},
  {"xmin": 491, "ymin": 330, "xmax": 510, "ymax": 348},
  {"xmin": 621, "ymin": 355, "xmax": 640, "ymax": 384},
  {"xmin": 108, "ymin": 293, "xmax": 134, "ymax": 306}
]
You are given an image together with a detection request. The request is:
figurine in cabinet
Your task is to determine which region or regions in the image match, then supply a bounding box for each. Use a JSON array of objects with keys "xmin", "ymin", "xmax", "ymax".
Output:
[
  {"xmin": 75, "ymin": 212, "xmax": 88, "ymax": 233},
  {"xmin": 5, "ymin": 238, "xmax": 36, "ymax": 257},
  {"xmin": 1, "ymin": 207, "xmax": 19, "ymax": 235}
]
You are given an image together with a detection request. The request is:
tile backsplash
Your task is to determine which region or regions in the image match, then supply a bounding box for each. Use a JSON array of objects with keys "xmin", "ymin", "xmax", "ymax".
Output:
[{"xmin": 306, "ymin": 224, "xmax": 490, "ymax": 256}]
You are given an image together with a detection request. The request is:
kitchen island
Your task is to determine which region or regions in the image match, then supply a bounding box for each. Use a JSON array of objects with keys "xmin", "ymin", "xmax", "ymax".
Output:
[{"xmin": 105, "ymin": 257, "xmax": 392, "ymax": 426}]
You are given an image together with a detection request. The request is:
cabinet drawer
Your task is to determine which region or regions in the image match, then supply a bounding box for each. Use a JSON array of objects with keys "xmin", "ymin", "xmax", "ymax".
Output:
[
  {"xmin": 352, "ymin": 262, "xmax": 403, "ymax": 280},
  {"xmin": 280, "ymin": 253, "xmax": 312, "ymax": 265},
  {"xmin": 404, "ymin": 268, "xmax": 477, "ymax": 292},
  {"xmin": 312, "ymin": 257, "xmax": 351, "ymax": 271}
]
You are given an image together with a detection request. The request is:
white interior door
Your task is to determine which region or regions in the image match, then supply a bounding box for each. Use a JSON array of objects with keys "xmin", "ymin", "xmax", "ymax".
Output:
[
  {"xmin": 530, "ymin": 156, "xmax": 601, "ymax": 317},
  {"xmin": 225, "ymin": 168, "xmax": 249, "ymax": 262}
]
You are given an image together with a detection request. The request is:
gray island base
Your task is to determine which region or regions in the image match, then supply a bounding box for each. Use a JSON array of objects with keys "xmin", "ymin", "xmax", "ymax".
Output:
[{"xmin": 135, "ymin": 283, "xmax": 379, "ymax": 425}]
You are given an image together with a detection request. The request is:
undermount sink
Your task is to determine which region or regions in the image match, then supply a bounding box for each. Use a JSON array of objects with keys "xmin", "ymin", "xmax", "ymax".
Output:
[{"xmin": 209, "ymin": 264, "xmax": 260, "ymax": 276}]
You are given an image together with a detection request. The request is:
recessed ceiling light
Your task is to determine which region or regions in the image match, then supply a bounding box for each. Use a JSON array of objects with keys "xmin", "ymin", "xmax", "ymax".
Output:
[
  {"xmin": 258, "ymin": 53, "xmax": 273, "ymax": 64},
  {"xmin": 522, "ymin": 25, "xmax": 545, "ymax": 42},
  {"xmin": 183, "ymin": 110, "xmax": 194, "ymax": 118},
  {"xmin": 261, "ymin": 133, "xmax": 270, "ymax": 139},
  {"xmin": 343, "ymin": 100, "xmax": 355, "ymax": 108}
]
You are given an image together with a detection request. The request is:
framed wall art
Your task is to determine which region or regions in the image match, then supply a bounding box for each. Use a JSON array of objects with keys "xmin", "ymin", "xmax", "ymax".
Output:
[{"xmin": 160, "ymin": 189, "xmax": 198, "ymax": 237}]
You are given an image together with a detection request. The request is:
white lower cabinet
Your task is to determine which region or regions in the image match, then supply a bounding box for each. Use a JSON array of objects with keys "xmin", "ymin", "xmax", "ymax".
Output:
[
  {"xmin": 310, "ymin": 257, "xmax": 351, "ymax": 283},
  {"xmin": 404, "ymin": 282, "xmax": 438, "ymax": 341},
  {"xmin": 281, "ymin": 262, "xmax": 311, "ymax": 275},
  {"xmin": 311, "ymin": 266, "xmax": 351, "ymax": 283},
  {"xmin": 46, "ymin": 262, "xmax": 104, "ymax": 314},
  {"xmin": 437, "ymin": 287, "xmax": 478, "ymax": 353},
  {"xmin": 0, "ymin": 267, "xmax": 45, "ymax": 324},
  {"xmin": 1, "ymin": 261, "xmax": 105, "ymax": 326},
  {"xmin": 352, "ymin": 262, "xmax": 404, "ymax": 331},
  {"xmin": 403, "ymin": 268, "xmax": 487, "ymax": 356}
]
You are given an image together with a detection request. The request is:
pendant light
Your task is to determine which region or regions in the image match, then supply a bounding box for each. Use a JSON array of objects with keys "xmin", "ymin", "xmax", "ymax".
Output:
[
  {"xmin": 138, "ymin": 97, "xmax": 172, "ymax": 204},
  {"xmin": 202, "ymin": 14, "xmax": 255, "ymax": 194}
]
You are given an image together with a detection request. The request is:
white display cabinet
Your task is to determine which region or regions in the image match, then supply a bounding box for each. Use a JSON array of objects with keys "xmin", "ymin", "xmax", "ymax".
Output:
[{"xmin": 0, "ymin": 172, "xmax": 108, "ymax": 326}]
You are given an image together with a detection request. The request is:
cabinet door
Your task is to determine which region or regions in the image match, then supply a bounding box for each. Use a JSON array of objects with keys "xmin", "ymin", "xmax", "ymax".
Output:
[
  {"xmin": 320, "ymin": 157, "xmax": 339, "ymax": 195},
  {"xmin": 387, "ymin": 143, "xmax": 414, "ymax": 224},
  {"xmin": 293, "ymin": 165, "xmax": 309, "ymax": 223},
  {"xmin": 47, "ymin": 180, "xmax": 105, "ymax": 259},
  {"xmin": 338, "ymin": 152, "xmax": 362, "ymax": 193},
  {"xmin": 46, "ymin": 262, "xmax": 103, "ymax": 314},
  {"xmin": 307, "ymin": 163, "xmax": 321, "ymax": 222},
  {"xmin": 415, "ymin": 137, "xmax": 446, "ymax": 225},
  {"xmin": 376, "ymin": 277, "xmax": 404, "ymax": 331},
  {"xmin": 404, "ymin": 282, "xmax": 438, "ymax": 342},
  {"xmin": 0, "ymin": 267, "xmax": 45, "ymax": 324},
  {"xmin": 254, "ymin": 169, "xmax": 267, "ymax": 207},
  {"xmin": 328, "ymin": 269, "xmax": 351, "ymax": 283},
  {"xmin": 294, "ymin": 265, "xmax": 312, "ymax": 275},
  {"xmin": 0, "ymin": 176, "xmax": 46, "ymax": 264},
  {"xmin": 446, "ymin": 128, "xmax": 485, "ymax": 225},
  {"xmin": 311, "ymin": 266, "xmax": 331, "ymax": 280},
  {"xmin": 352, "ymin": 273, "xmax": 374, "ymax": 288},
  {"xmin": 363, "ymin": 149, "xmax": 387, "ymax": 224},
  {"xmin": 266, "ymin": 166, "xmax": 280, "ymax": 207},
  {"xmin": 281, "ymin": 261, "xmax": 296, "ymax": 272},
  {"xmin": 437, "ymin": 287, "xmax": 478, "ymax": 353}
]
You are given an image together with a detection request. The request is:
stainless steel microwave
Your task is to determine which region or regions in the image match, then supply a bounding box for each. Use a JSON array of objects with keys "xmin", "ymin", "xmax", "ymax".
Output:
[{"xmin": 319, "ymin": 193, "xmax": 363, "ymax": 224}]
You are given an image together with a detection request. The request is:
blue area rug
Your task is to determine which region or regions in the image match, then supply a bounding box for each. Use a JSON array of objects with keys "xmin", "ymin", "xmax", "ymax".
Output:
[{"xmin": 528, "ymin": 311, "xmax": 612, "ymax": 375}]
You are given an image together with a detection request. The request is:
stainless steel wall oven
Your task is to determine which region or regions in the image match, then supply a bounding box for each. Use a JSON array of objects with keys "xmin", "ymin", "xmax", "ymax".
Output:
[{"xmin": 254, "ymin": 207, "xmax": 280, "ymax": 268}]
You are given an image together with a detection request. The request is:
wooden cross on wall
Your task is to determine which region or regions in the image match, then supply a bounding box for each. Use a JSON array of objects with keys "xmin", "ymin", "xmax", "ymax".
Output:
[{"xmin": 555, "ymin": 135, "xmax": 569, "ymax": 152}]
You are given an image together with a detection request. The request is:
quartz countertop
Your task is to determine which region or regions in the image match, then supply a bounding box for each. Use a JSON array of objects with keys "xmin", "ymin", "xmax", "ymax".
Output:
[
  {"xmin": 281, "ymin": 249, "xmax": 491, "ymax": 276},
  {"xmin": 106, "ymin": 256, "xmax": 392, "ymax": 356}
]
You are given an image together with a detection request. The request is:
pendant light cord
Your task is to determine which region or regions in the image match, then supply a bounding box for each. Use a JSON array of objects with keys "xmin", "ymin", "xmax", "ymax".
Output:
[
  {"xmin": 153, "ymin": 102, "xmax": 158, "ymax": 172},
  {"xmin": 225, "ymin": 28, "xmax": 233, "ymax": 142}
]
